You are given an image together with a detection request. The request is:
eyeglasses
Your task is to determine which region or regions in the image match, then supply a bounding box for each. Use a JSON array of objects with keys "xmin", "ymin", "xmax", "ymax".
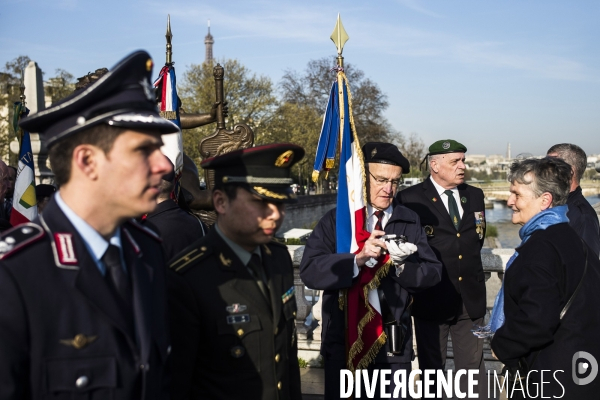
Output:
[{"xmin": 369, "ymin": 172, "xmax": 403, "ymax": 187}]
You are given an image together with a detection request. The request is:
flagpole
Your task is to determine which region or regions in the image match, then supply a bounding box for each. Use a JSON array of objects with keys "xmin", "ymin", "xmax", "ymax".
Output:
[
  {"xmin": 165, "ymin": 14, "xmax": 173, "ymax": 66},
  {"xmin": 330, "ymin": 13, "xmax": 352, "ymax": 383},
  {"xmin": 18, "ymin": 70, "xmax": 26, "ymax": 146}
]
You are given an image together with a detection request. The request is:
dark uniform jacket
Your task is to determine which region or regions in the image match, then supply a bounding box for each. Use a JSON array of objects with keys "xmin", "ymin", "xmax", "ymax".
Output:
[
  {"xmin": 0, "ymin": 198, "xmax": 170, "ymax": 400},
  {"xmin": 567, "ymin": 186, "xmax": 600, "ymax": 257},
  {"xmin": 491, "ymin": 223, "xmax": 600, "ymax": 398},
  {"xmin": 143, "ymin": 198, "xmax": 207, "ymax": 262},
  {"xmin": 397, "ymin": 177, "xmax": 486, "ymax": 321},
  {"xmin": 299, "ymin": 203, "xmax": 442, "ymax": 363},
  {"xmin": 168, "ymin": 228, "xmax": 302, "ymax": 400}
]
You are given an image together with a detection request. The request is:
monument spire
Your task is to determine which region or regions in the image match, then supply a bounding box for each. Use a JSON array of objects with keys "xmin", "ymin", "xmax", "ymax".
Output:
[{"xmin": 205, "ymin": 19, "xmax": 214, "ymax": 63}]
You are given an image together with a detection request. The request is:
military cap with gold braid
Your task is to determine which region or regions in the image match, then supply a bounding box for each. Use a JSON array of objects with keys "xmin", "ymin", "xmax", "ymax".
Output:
[
  {"xmin": 19, "ymin": 50, "xmax": 180, "ymax": 148},
  {"xmin": 201, "ymin": 143, "xmax": 305, "ymax": 203}
]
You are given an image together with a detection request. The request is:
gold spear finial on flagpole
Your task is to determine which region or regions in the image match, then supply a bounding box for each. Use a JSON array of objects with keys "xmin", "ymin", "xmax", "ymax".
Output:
[
  {"xmin": 166, "ymin": 14, "xmax": 173, "ymax": 65},
  {"xmin": 330, "ymin": 13, "xmax": 349, "ymax": 68}
]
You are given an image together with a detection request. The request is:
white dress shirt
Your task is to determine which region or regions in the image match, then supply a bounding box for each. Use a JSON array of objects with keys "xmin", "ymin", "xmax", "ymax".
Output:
[{"xmin": 430, "ymin": 177, "xmax": 464, "ymax": 218}]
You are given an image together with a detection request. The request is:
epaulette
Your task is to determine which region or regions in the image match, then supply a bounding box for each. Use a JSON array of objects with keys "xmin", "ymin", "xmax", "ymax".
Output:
[
  {"xmin": 169, "ymin": 245, "xmax": 213, "ymax": 274},
  {"xmin": 125, "ymin": 219, "xmax": 162, "ymax": 242},
  {"xmin": 0, "ymin": 223, "xmax": 45, "ymax": 260}
]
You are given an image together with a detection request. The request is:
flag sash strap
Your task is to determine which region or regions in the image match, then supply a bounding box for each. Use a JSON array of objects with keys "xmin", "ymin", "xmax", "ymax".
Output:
[{"xmin": 318, "ymin": 71, "xmax": 389, "ymax": 371}]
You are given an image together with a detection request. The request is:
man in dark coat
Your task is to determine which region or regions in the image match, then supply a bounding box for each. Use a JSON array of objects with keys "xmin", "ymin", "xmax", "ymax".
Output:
[
  {"xmin": 143, "ymin": 163, "xmax": 207, "ymax": 262},
  {"xmin": 0, "ymin": 51, "xmax": 177, "ymax": 399},
  {"xmin": 300, "ymin": 142, "xmax": 442, "ymax": 399},
  {"xmin": 547, "ymin": 143, "xmax": 600, "ymax": 257},
  {"xmin": 168, "ymin": 143, "xmax": 304, "ymax": 400},
  {"xmin": 396, "ymin": 139, "xmax": 487, "ymax": 398}
]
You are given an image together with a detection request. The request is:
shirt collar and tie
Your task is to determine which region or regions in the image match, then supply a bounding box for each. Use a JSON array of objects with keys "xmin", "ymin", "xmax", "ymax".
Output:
[
  {"xmin": 55, "ymin": 192, "xmax": 125, "ymax": 275},
  {"xmin": 367, "ymin": 204, "xmax": 393, "ymax": 232},
  {"xmin": 214, "ymin": 223, "xmax": 270, "ymax": 302},
  {"xmin": 430, "ymin": 177, "xmax": 464, "ymax": 229}
]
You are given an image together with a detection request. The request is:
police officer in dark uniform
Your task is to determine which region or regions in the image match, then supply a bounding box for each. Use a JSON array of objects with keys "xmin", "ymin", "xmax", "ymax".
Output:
[
  {"xmin": 168, "ymin": 143, "xmax": 304, "ymax": 400},
  {"xmin": 397, "ymin": 139, "xmax": 487, "ymax": 398},
  {"xmin": 0, "ymin": 51, "xmax": 177, "ymax": 400}
]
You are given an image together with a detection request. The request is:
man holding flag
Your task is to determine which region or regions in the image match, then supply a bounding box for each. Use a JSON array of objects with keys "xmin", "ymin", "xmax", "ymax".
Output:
[{"xmin": 301, "ymin": 142, "xmax": 441, "ymax": 399}]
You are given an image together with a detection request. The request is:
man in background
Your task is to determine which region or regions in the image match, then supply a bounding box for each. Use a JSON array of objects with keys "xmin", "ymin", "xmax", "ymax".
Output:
[
  {"xmin": 397, "ymin": 139, "xmax": 487, "ymax": 398},
  {"xmin": 547, "ymin": 143, "xmax": 600, "ymax": 256},
  {"xmin": 143, "ymin": 161, "xmax": 207, "ymax": 262},
  {"xmin": 35, "ymin": 184, "xmax": 57, "ymax": 215},
  {"xmin": 0, "ymin": 161, "xmax": 11, "ymax": 231},
  {"xmin": 4, "ymin": 165, "xmax": 16, "ymax": 219}
]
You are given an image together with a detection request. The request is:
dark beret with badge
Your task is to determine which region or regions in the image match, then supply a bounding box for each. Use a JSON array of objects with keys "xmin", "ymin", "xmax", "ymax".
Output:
[
  {"xmin": 427, "ymin": 139, "xmax": 467, "ymax": 155},
  {"xmin": 420, "ymin": 139, "xmax": 468, "ymax": 169},
  {"xmin": 201, "ymin": 143, "xmax": 305, "ymax": 203},
  {"xmin": 362, "ymin": 142, "xmax": 410, "ymax": 173},
  {"xmin": 19, "ymin": 50, "xmax": 180, "ymax": 148}
]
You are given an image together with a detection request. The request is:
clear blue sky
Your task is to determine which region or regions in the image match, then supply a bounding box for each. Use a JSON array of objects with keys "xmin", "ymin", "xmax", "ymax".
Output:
[{"xmin": 1, "ymin": 0, "xmax": 599, "ymax": 156}]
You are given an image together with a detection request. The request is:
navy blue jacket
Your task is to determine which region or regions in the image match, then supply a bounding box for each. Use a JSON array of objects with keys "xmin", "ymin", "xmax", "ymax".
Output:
[
  {"xmin": 491, "ymin": 223, "xmax": 600, "ymax": 398},
  {"xmin": 143, "ymin": 198, "xmax": 207, "ymax": 263},
  {"xmin": 0, "ymin": 197, "xmax": 170, "ymax": 400},
  {"xmin": 397, "ymin": 178, "xmax": 487, "ymax": 321},
  {"xmin": 299, "ymin": 202, "xmax": 441, "ymax": 363},
  {"xmin": 567, "ymin": 186, "xmax": 600, "ymax": 257}
]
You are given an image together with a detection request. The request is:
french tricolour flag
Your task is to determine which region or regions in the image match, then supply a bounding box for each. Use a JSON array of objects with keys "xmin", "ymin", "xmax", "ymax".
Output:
[
  {"xmin": 10, "ymin": 127, "xmax": 38, "ymax": 226},
  {"xmin": 154, "ymin": 65, "xmax": 183, "ymax": 182},
  {"xmin": 313, "ymin": 70, "xmax": 390, "ymax": 371}
]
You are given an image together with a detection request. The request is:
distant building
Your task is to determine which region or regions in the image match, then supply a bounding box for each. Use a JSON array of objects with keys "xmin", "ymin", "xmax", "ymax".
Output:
[{"xmin": 205, "ymin": 20, "xmax": 214, "ymax": 63}]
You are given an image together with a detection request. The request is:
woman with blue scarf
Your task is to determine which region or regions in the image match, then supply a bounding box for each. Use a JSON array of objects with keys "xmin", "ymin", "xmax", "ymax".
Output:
[{"xmin": 485, "ymin": 157, "xmax": 600, "ymax": 399}]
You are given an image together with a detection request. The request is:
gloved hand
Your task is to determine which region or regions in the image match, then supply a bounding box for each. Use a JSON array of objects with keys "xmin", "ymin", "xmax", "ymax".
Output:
[{"xmin": 386, "ymin": 240, "xmax": 417, "ymax": 265}]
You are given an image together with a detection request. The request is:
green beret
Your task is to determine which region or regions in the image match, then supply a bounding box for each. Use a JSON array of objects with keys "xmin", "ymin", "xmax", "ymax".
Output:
[{"xmin": 428, "ymin": 139, "xmax": 467, "ymax": 155}]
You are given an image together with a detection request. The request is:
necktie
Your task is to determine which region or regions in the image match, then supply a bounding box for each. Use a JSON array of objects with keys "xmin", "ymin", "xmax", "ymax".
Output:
[
  {"xmin": 374, "ymin": 210, "xmax": 384, "ymax": 232},
  {"xmin": 249, "ymin": 253, "xmax": 271, "ymax": 303},
  {"xmin": 102, "ymin": 244, "xmax": 131, "ymax": 304},
  {"xmin": 444, "ymin": 190, "xmax": 461, "ymax": 230}
]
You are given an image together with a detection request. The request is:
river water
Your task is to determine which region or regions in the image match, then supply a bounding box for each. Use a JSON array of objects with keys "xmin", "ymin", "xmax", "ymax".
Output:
[{"xmin": 488, "ymin": 196, "xmax": 600, "ymax": 248}]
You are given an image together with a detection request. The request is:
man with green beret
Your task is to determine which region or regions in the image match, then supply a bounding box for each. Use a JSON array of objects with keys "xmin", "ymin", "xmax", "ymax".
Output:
[{"xmin": 397, "ymin": 139, "xmax": 487, "ymax": 397}]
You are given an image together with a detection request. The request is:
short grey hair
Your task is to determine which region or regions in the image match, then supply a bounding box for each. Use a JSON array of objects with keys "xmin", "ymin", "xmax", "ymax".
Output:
[
  {"xmin": 508, "ymin": 157, "xmax": 572, "ymax": 206},
  {"xmin": 547, "ymin": 143, "xmax": 587, "ymax": 184}
]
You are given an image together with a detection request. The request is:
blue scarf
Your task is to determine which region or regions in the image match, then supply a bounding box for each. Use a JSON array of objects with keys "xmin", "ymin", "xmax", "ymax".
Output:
[{"xmin": 473, "ymin": 205, "xmax": 569, "ymax": 338}]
